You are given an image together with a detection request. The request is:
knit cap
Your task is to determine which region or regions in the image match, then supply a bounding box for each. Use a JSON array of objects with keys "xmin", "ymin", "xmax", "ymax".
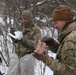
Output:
[{"xmin": 52, "ymin": 5, "xmax": 73, "ymax": 21}]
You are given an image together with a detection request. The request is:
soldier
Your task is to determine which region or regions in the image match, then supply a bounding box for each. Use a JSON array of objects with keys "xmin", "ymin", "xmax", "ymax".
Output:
[
  {"xmin": 33, "ymin": 5, "xmax": 76, "ymax": 75},
  {"xmin": 15, "ymin": 10, "xmax": 41, "ymax": 58},
  {"xmin": 8, "ymin": 10, "xmax": 41, "ymax": 75},
  {"xmin": 9, "ymin": 10, "xmax": 41, "ymax": 58}
]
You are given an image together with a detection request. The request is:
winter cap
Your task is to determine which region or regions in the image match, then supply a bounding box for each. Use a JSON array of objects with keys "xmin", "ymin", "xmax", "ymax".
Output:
[
  {"xmin": 22, "ymin": 10, "xmax": 33, "ymax": 20},
  {"xmin": 52, "ymin": 5, "xmax": 73, "ymax": 21},
  {"xmin": 21, "ymin": 10, "xmax": 33, "ymax": 27}
]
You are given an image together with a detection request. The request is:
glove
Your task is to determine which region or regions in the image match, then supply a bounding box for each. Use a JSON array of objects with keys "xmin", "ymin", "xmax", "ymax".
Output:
[
  {"xmin": 41, "ymin": 37, "xmax": 54, "ymax": 46},
  {"xmin": 41, "ymin": 37, "xmax": 60, "ymax": 53},
  {"xmin": 33, "ymin": 52, "xmax": 49, "ymax": 63}
]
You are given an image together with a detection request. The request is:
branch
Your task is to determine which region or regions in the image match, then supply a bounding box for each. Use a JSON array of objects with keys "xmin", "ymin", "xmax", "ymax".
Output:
[{"xmin": 0, "ymin": 51, "xmax": 9, "ymax": 66}]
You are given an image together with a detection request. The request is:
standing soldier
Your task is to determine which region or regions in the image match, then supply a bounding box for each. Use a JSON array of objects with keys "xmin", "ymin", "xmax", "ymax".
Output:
[
  {"xmin": 8, "ymin": 10, "xmax": 41, "ymax": 75},
  {"xmin": 15, "ymin": 10, "xmax": 41, "ymax": 58},
  {"xmin": 33, "ymin": 5, "xmax": 76, "ymax": 75}
]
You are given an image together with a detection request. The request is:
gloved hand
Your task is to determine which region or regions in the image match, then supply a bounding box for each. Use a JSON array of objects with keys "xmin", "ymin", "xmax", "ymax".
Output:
[
  {"xmin": 41, "ymin": 37, "xmax": 59, "ymax": 46},
  {"xmin": 33, "ymin": 52, "xmax": 49, "ymax": 63},
  {"xmin": 41, "ymin": 37, "xmax": 55, "ymax": 46},
  {"xmin": 41, "ymin": 37, "xmax": 60, "ymax": 53}
]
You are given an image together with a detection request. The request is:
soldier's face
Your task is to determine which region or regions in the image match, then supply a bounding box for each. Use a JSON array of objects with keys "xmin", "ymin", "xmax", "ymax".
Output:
[
  {"xmin": 22, "ymin": 18, "xmax": 28, "ymax": 24},
  {"xmin": 54, "ymin": 21, "xmax": 66, "ymax": 31}
]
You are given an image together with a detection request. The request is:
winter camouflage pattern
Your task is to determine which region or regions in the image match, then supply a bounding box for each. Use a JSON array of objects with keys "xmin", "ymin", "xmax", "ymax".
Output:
[
  {"xmin": 46, "ymin": 21, "xmax": 76, "ymax": 75},
  {"xmin": 14, "ymin": 21, "xmax": 41, "ymax": 58}
]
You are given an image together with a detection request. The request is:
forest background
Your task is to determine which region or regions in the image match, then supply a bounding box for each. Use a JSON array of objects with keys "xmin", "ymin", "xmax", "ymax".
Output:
[{"xmin": 0, "ymin": 0, "xmax": 76, "ymax": 75}]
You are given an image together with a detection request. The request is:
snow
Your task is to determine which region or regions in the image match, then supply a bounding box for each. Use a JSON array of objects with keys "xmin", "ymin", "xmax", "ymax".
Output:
[
  {"xmin": 0, "ymin": 17, "xmax": 4, "ymax": 25},
  {"xmin": 36, "ymin": 0, "xmax": 45, "ymax": 6}
]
